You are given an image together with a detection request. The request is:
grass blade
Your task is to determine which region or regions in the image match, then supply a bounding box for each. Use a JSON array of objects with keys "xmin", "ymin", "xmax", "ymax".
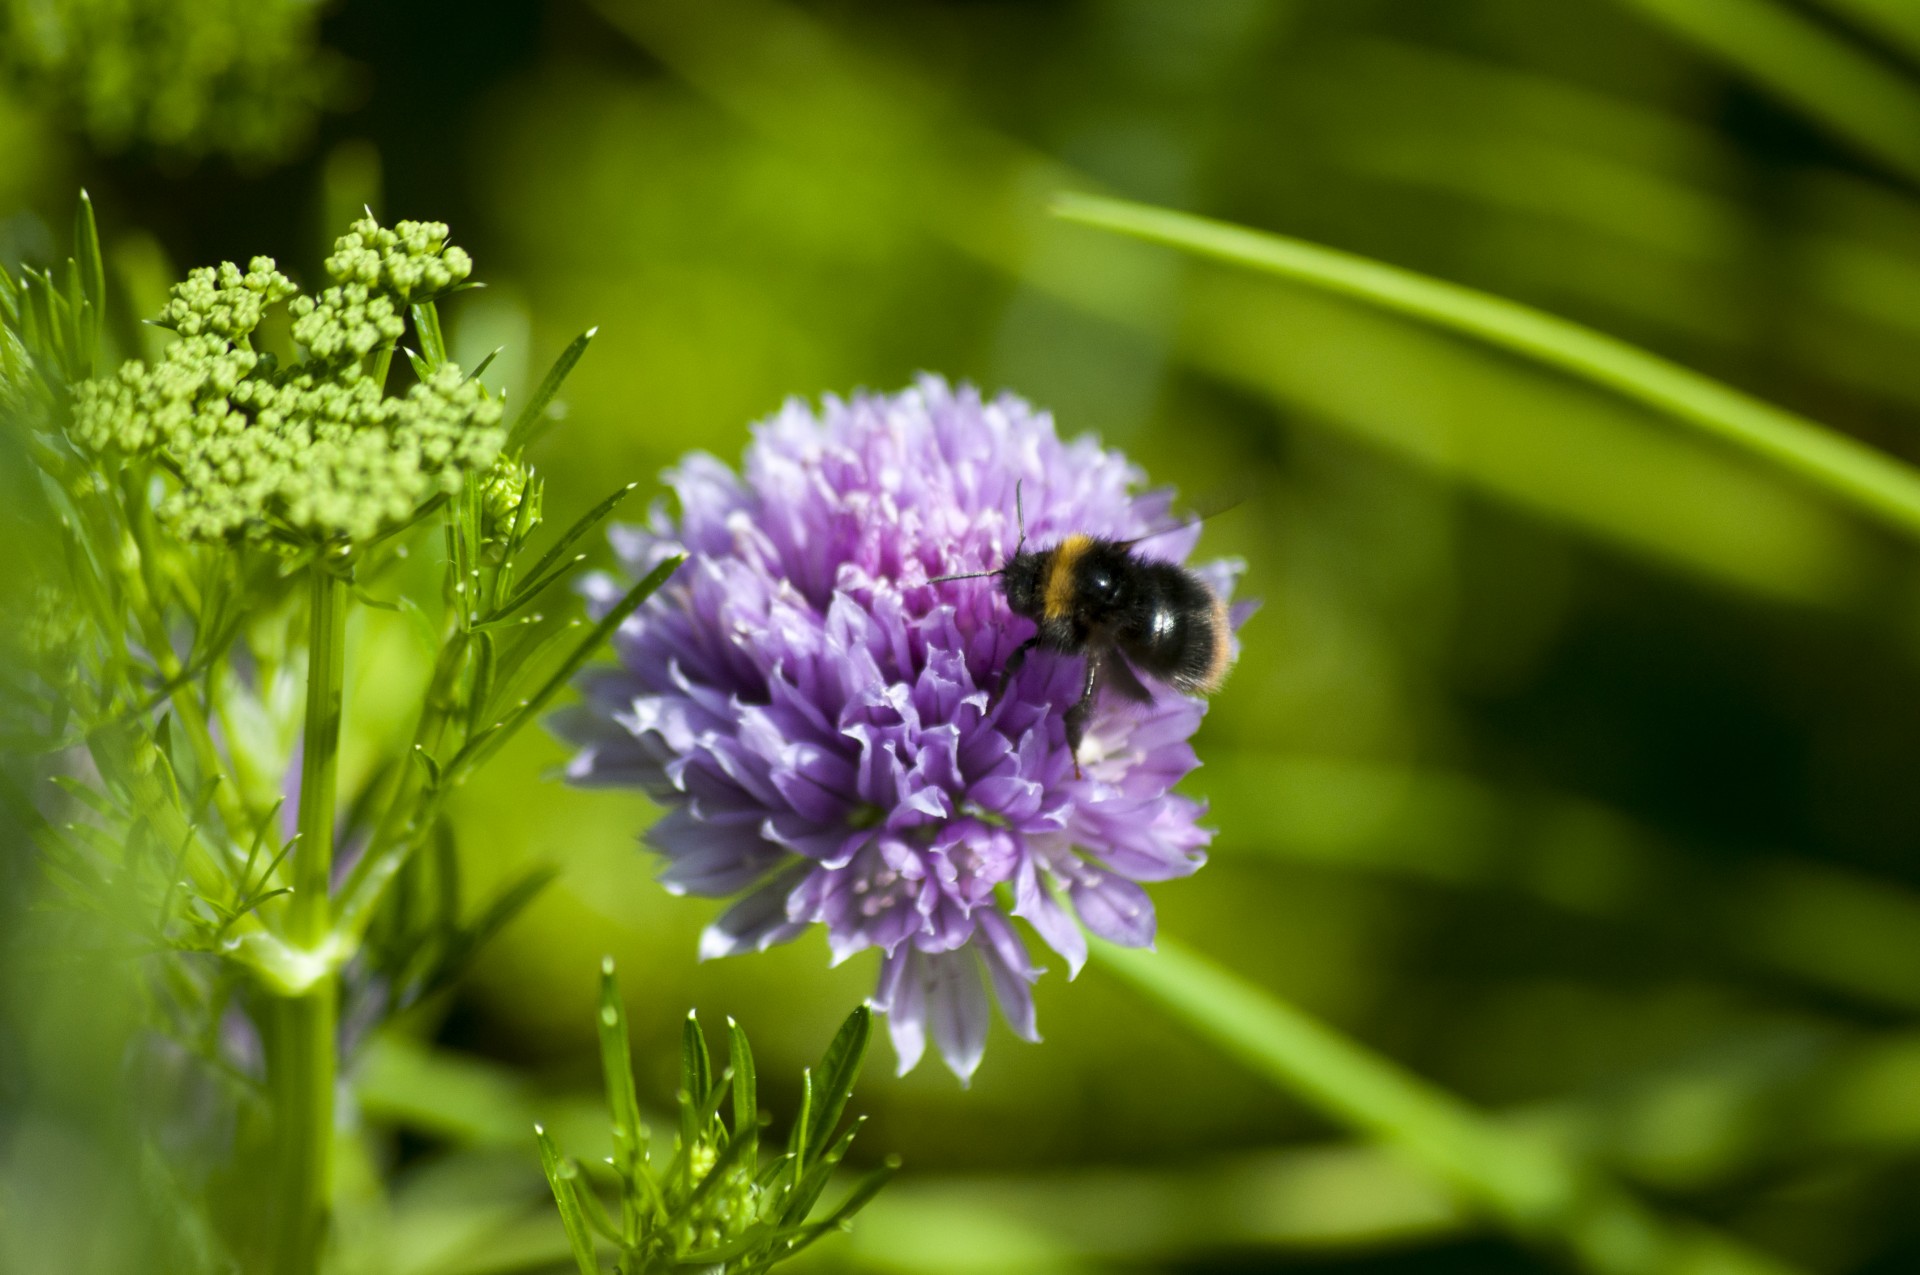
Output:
[
  {"xmin": 681, "ymin": 1010, "xmax": 713, "ymax": 1152},
  {"xmin": 1101, "ymin": 936, "xmax": 1805, "ymax": 1275},
  {"xmin": 1614, "ymin": 0, "xmax": 1920, "ymax": 184},
  {"xmin": 1053, "ymin": 192, "xmax": 1920, "ymax": 543}
]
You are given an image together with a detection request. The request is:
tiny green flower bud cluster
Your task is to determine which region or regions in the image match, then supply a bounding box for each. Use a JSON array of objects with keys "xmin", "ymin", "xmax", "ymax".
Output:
[
  {"xmin": 481, "ymin": 455, "xmax": 529, "ymax": 530},
  {"xmin": 288, "ymin": 286, "xmax": 406, "ymax": 366},
  {"xmin": 323, "ymin": 218, "xmax": 472, "ymax": 303},
  {"xmin": 70, "ymin": 217, "xmax": 505, "ymax": 543},
  {"xmin": 155, "ymin": 259, "xmax": 298, "ymax": 341}
]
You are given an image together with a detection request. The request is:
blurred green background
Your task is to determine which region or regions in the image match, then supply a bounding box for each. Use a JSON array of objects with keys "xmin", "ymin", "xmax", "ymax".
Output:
[{"xmin": 13, "ymin": 0, "xmax": 1920, "ymax": 1271}]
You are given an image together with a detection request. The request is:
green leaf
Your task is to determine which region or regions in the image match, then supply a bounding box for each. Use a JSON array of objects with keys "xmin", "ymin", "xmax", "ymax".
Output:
[
  {"xmin": 728, "ymin": 1016, "xmax": 758, "ymax": 1141},
  {"xmin": 804, "ymin": 1006, "xmax": 870, "ymax": 1164},
  {"xmin": 777, "ymin": 1158, "xmax": 901, "ymax": 1260},
  {"xmin": 410, "ymin": 300, "xmax": 448, "ymax": 370},
  {"xmin": 1052, "ymin": 192, "xmax": 1920, "ymax": 543},
  {"xmin": 463, "ymin": 346, "xmax": 502, "ymax": 385},
  {"xmin": 448, "ymin": 554, "xmax": 683, "ymax": 779},
  {"xmin": 680, "ymin": 1010, "xmax": 712, "ymax": 1152},
  {"xmin": 535, "ymin": 1125, "xmax": 602, "ymax": 1275},
  {"xmin": 402, "ymin": 346, "xmax": 433, "ymax": 383},
  {"xmin": 505, "ymin": 327, "xmax": 596, "ymax": 454},
  {"xmin": 596, "ymin": 958, "xmax": 648, "ymax": 1180},
  {"xmin": 495, "ymin": 481, "xmax": 640, "ymax": 620}
]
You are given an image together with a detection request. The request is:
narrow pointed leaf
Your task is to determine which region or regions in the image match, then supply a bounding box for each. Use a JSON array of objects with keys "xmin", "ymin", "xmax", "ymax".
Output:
[
  {"xmin": 450, "ymin": 554, "xmax": 682, "ymax": 778},
  {"xmin": 535, "ymin": 1126, "xmax": 601, "ymax": 1275},
  {"xmin": 728, "ymin": 1017, "xmax": 757, "ymax": 1140},
  {"xmin": 498, "ymin": 481, "xmax": 640, "ymax": 618},
  {"xmin": 805, "ymin": 1006, "xmax": 870, "ymax": 1163},
  {"xmin": 596, "ymin": 959, "xmax": 647, "ymax": 1177},
  {"xmin": 410, "ymin": 301, "xmax": 448, "ymax": 370},
  {"xmin": 506, "ymin": 327, "xmax": 595, "ymax": 454}
]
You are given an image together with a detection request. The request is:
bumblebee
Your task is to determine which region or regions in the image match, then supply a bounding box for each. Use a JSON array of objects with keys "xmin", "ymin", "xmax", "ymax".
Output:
[{"xmin": 935, "ymin": 491, "xmax": 1233, "ymax": 772}]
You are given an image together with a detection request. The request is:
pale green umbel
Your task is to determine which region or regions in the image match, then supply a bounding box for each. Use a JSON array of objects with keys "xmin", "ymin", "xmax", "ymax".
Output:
[{"xmin": 70, "ymin": 217, "xmax": 502, "ymax": 542}]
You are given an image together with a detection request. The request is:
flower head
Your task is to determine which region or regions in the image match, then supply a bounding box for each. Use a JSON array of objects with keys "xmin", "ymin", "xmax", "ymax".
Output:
[{"xmin": 561, "ymin": 377, "xmax": 1243, "ymax": 1081}]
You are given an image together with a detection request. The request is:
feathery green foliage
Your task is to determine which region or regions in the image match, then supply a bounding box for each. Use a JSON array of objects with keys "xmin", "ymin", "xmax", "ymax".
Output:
[
  {"xmin": 537, "ymin": 961, "xmax": 895, "ymax": 1275},
  {"xmin": 0, "ymin": 195, "xmax": 680, "ymax": 1273}
]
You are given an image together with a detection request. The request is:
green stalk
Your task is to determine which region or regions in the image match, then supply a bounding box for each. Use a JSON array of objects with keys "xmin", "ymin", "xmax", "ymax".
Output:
[{"xmin": 267, "ymin": 562, "xmax": 347, "ymax": 1275}]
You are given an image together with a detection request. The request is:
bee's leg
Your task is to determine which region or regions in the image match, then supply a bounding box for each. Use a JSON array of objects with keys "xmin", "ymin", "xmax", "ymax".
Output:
[
  {"xmin": 1062, "ymin": 650, "xmax": 1102, "ymax": 780},
  {"xmin": 992, "ymin": 636, "xmax": 1041, "ymax": 705}
]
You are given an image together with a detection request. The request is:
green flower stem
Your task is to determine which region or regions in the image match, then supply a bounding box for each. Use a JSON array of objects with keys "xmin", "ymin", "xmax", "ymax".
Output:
[
  {"xmin": 1101, "ymin": 938, "xmax": 1804, "ymax": 1275},
  {"xmin": 289, "ymin": 562, "xmax": 346, "ymax": 946},
  {"xmin": 1052, "ymin": 192, "xmax": 1920, "ymax": 543},
  {"xmin": 268, "ymin": 561, "xmax": 348, "ymax": 1275}
]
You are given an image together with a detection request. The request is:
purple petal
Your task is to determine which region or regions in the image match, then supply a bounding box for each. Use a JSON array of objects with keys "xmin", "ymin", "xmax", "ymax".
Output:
[
  {"xmin": 1069, "ymin": 868, "xmax": 1157, "ymax": 948},
  {"xmin": 1014, "ymin": 854, "xmax": 1087, "ymax": 977},
  {"xmin": 975, "ymin": 911, "xmax": 1041, "ymax": 1042},
  {"xmin": 698, "ymin": 863, "xmax": 811, "ymax": 959},
  {"xmin": 873, "ymin": 947, "xmax": 927, "ymax": 1075},
  {"xmin": 924, "ymin": 948, "xmax": 990, "ymax": 1084}
]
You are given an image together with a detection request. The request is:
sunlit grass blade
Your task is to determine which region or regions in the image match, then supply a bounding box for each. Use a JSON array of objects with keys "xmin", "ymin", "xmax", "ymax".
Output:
[
  {"xmin": 1054, "ymin": 192, "xmax": 1920, "ymax": 542},
  {"xmin": 506, "ymin": 327, "xmax": 596, "ymax": 454},
  {"xmin": 1612, "ymin": 0, "xmax": 1920, "ymax": 184},
  {"xmin": 780, "ymin": 1157, "xmax": 901, "ymax": 1260},
  {"xmin": 1101, "ymin": 937, "xmax": 1805, "ymax": 1275},
  {"xmin": 535, "ymin": 1124, "xmax": 602, "ymax": 1275}
]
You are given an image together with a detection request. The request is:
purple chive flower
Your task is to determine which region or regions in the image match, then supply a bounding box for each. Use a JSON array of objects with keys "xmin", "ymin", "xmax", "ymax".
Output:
[{"xmin": 557, "ymin": 376, "xmax": 1243, "ymax": 1081}]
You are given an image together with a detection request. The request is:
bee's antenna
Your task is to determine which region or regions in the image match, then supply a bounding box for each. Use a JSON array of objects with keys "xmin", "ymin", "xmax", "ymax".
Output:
[{"xmin": 927, "ymin": 480, "xmax": 1031, "ymax": 585}]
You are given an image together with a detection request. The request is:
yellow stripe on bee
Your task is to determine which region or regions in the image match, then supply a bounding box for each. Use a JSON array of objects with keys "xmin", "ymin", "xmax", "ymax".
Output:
[{"xmin": 1043, "ymin": 534, "xmax": 1092, "ymax": 620}]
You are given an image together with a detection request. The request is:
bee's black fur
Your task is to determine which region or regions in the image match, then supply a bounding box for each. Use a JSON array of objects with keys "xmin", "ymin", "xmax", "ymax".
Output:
[{"xmin": 993, "ymin": 534, "xmax": 1229, "ymax": 769}]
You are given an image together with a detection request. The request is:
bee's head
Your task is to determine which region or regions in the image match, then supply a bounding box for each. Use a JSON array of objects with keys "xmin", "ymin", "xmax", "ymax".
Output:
[{"xmin": 1000, "ymin": 548, "xmax": 1047, "ymax": 620}]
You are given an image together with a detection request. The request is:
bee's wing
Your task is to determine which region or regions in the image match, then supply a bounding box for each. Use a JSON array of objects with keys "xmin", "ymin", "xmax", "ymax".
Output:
[
  {"xmin": 1118, "ymin": 490, "xmax": 1246, "ymax": 550},
  {"xmin": 1098, "ymin": 648, "xmax": 1158, "ymax": 704}
]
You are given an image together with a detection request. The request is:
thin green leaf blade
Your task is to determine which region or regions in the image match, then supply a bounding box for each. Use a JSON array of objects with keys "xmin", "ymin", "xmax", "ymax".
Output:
[
  {"xmin": 506, "ymin": 327, "xmax": 596, "ymax": 454},
  {"xmin": 535, "ymin": 1125, "xmax": 601, "ymax": 1275},
  {"xmin": 450, "ymin": 554, "xmax": 682, "ymax": 778},
  {"xmin": 804, "ymin": 1005, "xmax": 869, "ymax": 1164},
  {"xmin": 596, "ymin": 958, "xmax": 647, "ymax": 1178},
  {"xmin": 1053, "ymin": 192, "xmax": 1920, "ymax": 543},
  {"xmin": 74, "ymin": 190, "xmax": 104, "ymax": 366},
  {"xmin": 728, "ymin": 1016, "xmax": 757, "ymax": 1140},
  {"xmin": 680, "ymin": 1010, "xmax": 712, "ymax": 1152},
  {"xmin": 498, "ymin": 481, "xmax": 641, "ymax": 618}
]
